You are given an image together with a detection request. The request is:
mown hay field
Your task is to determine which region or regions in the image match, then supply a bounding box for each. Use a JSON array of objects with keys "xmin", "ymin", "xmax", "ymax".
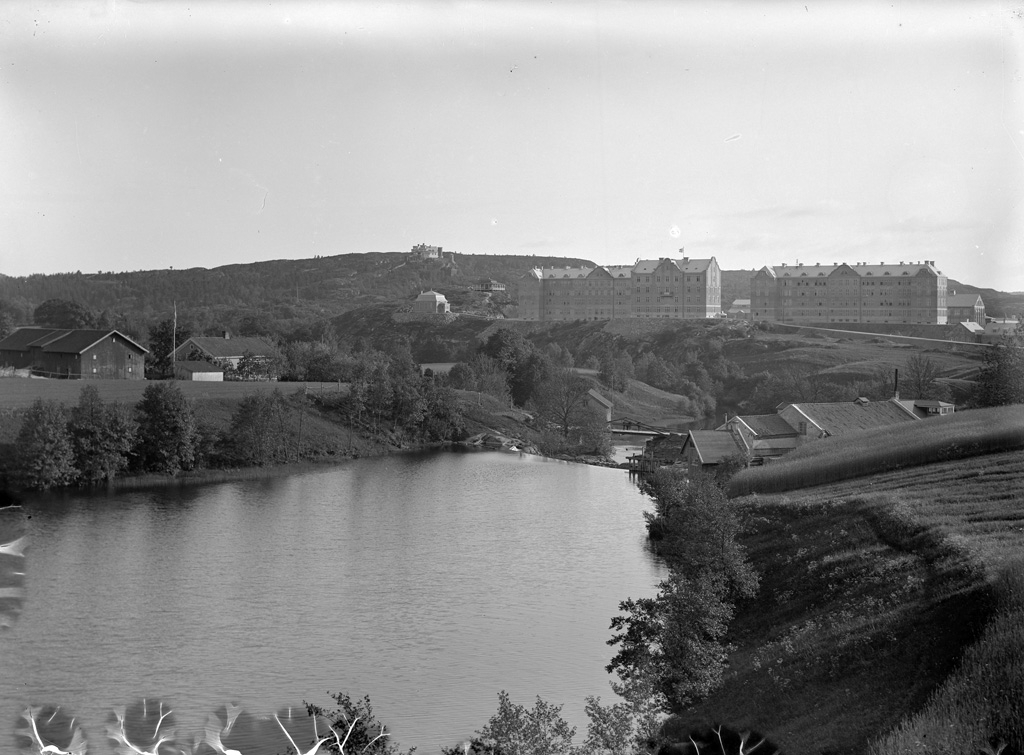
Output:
[
  {"xmin": 729, "ymin": 404, "xmax": 1024, "ymax": 497},
  {"xmin": 673, "ymin": 447, "xmax": 1024, "ymax": 754}
]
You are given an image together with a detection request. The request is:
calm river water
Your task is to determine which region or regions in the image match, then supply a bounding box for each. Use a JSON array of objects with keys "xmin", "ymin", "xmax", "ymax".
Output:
[{"xmin": 0, "ymin": 449, "xmax": 664, "ymax": 753}]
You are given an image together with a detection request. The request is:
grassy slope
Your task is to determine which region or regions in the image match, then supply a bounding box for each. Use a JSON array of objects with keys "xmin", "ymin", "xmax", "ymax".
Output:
[
  {"xmin": 665, "ymin": 416, "xmax": 1024, "ymax": 755},
  {"xmin": 729, "ymin": 405, "xmax": 1024, "ymax": 496},
  {"xmin": 723, "ymin": 330, "xmax": 986, "ymax": 385}
]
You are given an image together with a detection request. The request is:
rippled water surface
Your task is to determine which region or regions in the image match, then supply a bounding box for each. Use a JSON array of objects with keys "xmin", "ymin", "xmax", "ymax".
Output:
[{"xmin": 0, "ymin": 449, "xmax": 664, "ymax": 753}]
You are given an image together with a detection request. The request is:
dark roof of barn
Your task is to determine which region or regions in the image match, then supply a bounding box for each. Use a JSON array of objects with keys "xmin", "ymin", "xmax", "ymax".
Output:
[
  {"xmin": 0, "ymin": 327, "xmax": 148, "ymax": 355},
  {"xmin": 786, "ymin": 399, "xmax": 918, "ymax": 436},
  {"xmin": 176, "ymin": 336, "xmax": 276, "ymax": 358},
  {"xmin": 0, "ymin": 327, "xmax": 65, "ymax": 351}
]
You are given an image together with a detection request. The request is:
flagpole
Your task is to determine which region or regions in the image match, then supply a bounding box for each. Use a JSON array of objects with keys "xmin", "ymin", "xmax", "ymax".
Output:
[{"xmin": 171, "ymin": 301, "xmax": 177, "ymax": 376}]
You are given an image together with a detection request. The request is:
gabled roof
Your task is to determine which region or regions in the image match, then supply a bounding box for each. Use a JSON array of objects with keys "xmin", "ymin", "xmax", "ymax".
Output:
[
  {"xmin": 683, "ymin": 430, "xmax": 743, "ymax": 465},
  {"xmin": 783, "ymin": 399, "xmax": 919, "ymax": 436},
  {"xmin": 605, "ymin": 265, "xmax": 635, "ymax": 278},
  {"xmin": 960, "ymin": 322, "xmax": 985, "ymax": 333},
  {"xmin": 947, "ymin": 293, "xmax": 983, "ymax": 307},
  {"xmin": 415, "ymin": 290, "xmax": 448, "ymax": 302},
  {"xmin": 586, "ymin": 388, "xmax": 614, "ymax": 410},
  {"xmin": 633, "ymin": 258, "xmax": 678, "ymax": 274},
  {"xmin": 0, "ymin": 327, "xmax": 148, "ymax": 355},
  {"xmin": 0, "ymin": 327, "xmax": 66, "ymax": 351},
  {"xmin": 538, "ymin": 266, "xmax": 595, "ymax": 279},
  {"xmin": 677, "ymin": 258, "xmax": 714, "ymax": 273},
  {"xmin": 174, "ymin": 336, "xmax": 276, "ymax": 359},
  {"xmin": 772, "ymin": 261, "xmax": 943, "ymax": 278},
  {"xmin": 734, "ymin": 414, "xmax": 798, "ymax": 437},
  {"xmin": 174, "ymin": 360, "xmax": 223, "ymax": 373}
]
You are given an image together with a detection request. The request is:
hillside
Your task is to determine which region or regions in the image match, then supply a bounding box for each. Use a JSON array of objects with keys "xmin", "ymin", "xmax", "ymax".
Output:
[
  {"xmin": 661, "ymin": 410, "xmax": 1024, "ymax": 754},
  {"xmin": 0, "ymin": 251, "xmax": 593, "ymax": 334}
]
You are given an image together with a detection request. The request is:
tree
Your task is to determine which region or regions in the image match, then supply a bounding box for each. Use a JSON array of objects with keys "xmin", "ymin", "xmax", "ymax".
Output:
[
  {"xmin": 69, "ymin": 385, "xmax": 138, "ymax": 484},
  {"xmin": 529, "ymin": 368, "xmax": 596, "ymax": 439},
  {"xmin": 469, "ymin": 691, "xmax": 579, "ymax": 755},
  {"xmin": 15, "ymin": 399, "xmax": 76, "ymax": 489},
  {"xmin": 608, "ymin": 471, "xmax": 759, "ymax": 714},
  {"xmin": 234, "ymin": 350, "xmax": 282, "ymax": 381},
  {"xmin": 228, "ymin": 390, "xmax": 291, "ymax": 465},
  {"xmin": 903, "ymin": 354, "xmax": 946, "ymax": 400},
  {"xmin": 146, "ymin": 318, "xmax": 192, "ymax": 378},
  {"xmin": 600, "ymin": 351, "xmax": 635, "ymax": 393},
  {"xmin": 134, "ymin": 383, "xmax": 199, "ymax": 474},
  {"xmin": 0, "ymin": 308, "xmax": 15, "ymax": 339},
  {"xmin": 33, "ymin": 299, "xmax": 97, "ymax": 329},
  {"xmin": 305, "ymin": 692, "xmax": 413, "ymax": 755},
  {"xmin": 608, "ymin": 570, "xmax": 735, "ymax": 714},
  {"xmin": 977, "ymin": 329, "xmax": 1024, "ymax": 406},
  {"xmin": 640, "ymin": 470, "xmax": 758, "ymax": 597},
  {"xmin": 421, "ymin": 383, "xmax": 466, "ymax": 442}
]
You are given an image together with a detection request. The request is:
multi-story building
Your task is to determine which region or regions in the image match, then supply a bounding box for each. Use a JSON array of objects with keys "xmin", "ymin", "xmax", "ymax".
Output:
[
  {"xmin": 519, "ymin": 254, "xmax": 721, "ymax": 321},
  {"xmin": 751, "ymin": 261, "xmax": 947, "ymax": 325}
]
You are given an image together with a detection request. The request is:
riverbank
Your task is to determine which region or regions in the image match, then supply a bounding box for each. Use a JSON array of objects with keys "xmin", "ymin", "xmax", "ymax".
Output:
[{"xmin": 0, "ymin": 380, "xmax": 612, "ymax": 494}]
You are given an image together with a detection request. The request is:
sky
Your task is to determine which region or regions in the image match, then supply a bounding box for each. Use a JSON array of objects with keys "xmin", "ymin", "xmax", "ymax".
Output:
[{"xmin": 2, "ymin": 1, "xmax": 1024, "ymax": 291}]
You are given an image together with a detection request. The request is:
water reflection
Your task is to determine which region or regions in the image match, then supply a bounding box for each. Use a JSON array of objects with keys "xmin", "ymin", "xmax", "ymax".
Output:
[
  {"xmin": 107, "ymin": 699, "xmax": 185, "ymax": 755},
  {"xmin": 2, "ymin": 451, "xmax": 664, "ymax": 751},
  {"xmin": 193, "ymin": 704, "xmax": 334, "ymax": 755},
  {"xmin": 0, "ymin": 500, "xmax": 27, "ymax": 630},
  {"xmin": 15, "ymin": 705, "xmax": 88, "ymax": 755}
]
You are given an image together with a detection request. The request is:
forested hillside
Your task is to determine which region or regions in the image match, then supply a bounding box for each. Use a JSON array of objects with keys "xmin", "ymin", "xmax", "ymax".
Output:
[{"xmin": 0, "ymin": 252, "xmax": 593, "ymax": 337}]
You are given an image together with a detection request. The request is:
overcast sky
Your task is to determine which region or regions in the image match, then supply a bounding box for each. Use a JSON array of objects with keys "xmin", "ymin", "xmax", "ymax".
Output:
[{"xmin": 2, "ymin": 1, "xmax": 1023, "ymax": 291}]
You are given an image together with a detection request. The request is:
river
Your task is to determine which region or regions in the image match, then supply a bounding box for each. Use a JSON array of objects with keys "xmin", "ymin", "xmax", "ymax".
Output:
[{"xmin": 0, "ymin": 448, "xmax": 664, "ymax": 753}]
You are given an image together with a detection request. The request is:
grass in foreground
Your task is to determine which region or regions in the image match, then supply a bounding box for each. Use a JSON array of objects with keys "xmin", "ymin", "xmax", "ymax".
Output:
[
  {"xmin": 668, "ymin": 449, "xmax": 1024, "ymax": 755},
  {"xmin": 728, "ymin": 404, "xmax": 1024, "ymax": 497}
]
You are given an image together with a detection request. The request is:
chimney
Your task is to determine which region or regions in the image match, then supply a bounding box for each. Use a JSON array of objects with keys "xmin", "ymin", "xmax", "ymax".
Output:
[
  {"xmin": 223, "ymin": 330, "xmax": 230, "ymax": 340},
  {"xmin": 894, "ymin": 368, "xmax": 899, "ymax": 400}
]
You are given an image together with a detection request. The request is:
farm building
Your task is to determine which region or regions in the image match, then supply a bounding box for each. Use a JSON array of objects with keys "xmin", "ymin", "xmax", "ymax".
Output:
[
  {"xmin": 583, "ymin": 388, "xmax": 614, "ymax": 423},
  {"xmin": 170, "ymin": 332, "xmax": 277, "ymax": 370},
  {"xmin": 0, "ymin": 327, "xmax": 148, "ymax": 379},
  {"xmin": 680, "ymin": 430, "xmax": 745, "ymax": 475},
  {"xmin": 173, "ymin": 361, "xmax": 224, "ymax": 381}
]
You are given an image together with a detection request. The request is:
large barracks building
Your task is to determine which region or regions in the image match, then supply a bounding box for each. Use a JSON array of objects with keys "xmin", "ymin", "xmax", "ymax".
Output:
[
  {"xmin": 751, "ymin": 260, "xmax": 948, "ymax": 325},
  {"xmin": 519, "ymin": 253, "xmax": 722, "ymax": 322}
]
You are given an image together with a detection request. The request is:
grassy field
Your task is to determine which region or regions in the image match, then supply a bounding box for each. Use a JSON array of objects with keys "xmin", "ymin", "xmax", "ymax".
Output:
[
  {"xmin": 723, "ymin": 330, "xmax": 987, "ymax": 384},
  {"xmin": 728, "ymin": 405, "xmax": 1024, "ymax": 497},
  {"xmin": 666, "ymin": 440, "xmax": 1024, "ymax": 754},
  {"xmin": 0, "ymin": 377, "xmax": 346, "ymax": 409}
]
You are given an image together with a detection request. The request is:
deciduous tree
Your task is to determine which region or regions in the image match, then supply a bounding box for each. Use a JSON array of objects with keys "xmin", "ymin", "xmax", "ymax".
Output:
[
  {"xmin": 32, "ymin": 299, "xmax": 97, "ymax": 329},
  {"xmin": 69, "ymin": 385, "xmax": 137, "ymax": 484},
  {"xmin": 903, "ymin": 354, "xmax": 948, "ymax": 400},
  {"xmin": 977, "ymin": 329, "xmax": 1024, "ymax": 407},
  {"xmin": 228, "ymin": 390, "xmax": 291, "ymax": 465},
  {"xmin": 16, "ymin": 399, "xmax": 76, "ymax": 489},
  {"xmin": 134, "ymin": 383, "xmax": 199, "ymax": 474},
  {"xmin": 146, "ymin": 318, "xmax": 192, "ymax": 378}
]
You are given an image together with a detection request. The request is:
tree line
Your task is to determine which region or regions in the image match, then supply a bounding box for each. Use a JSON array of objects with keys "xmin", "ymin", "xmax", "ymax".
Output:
[{"xmin": 10, "ymin": 352, "xmax": 467, "ymax": 491}]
